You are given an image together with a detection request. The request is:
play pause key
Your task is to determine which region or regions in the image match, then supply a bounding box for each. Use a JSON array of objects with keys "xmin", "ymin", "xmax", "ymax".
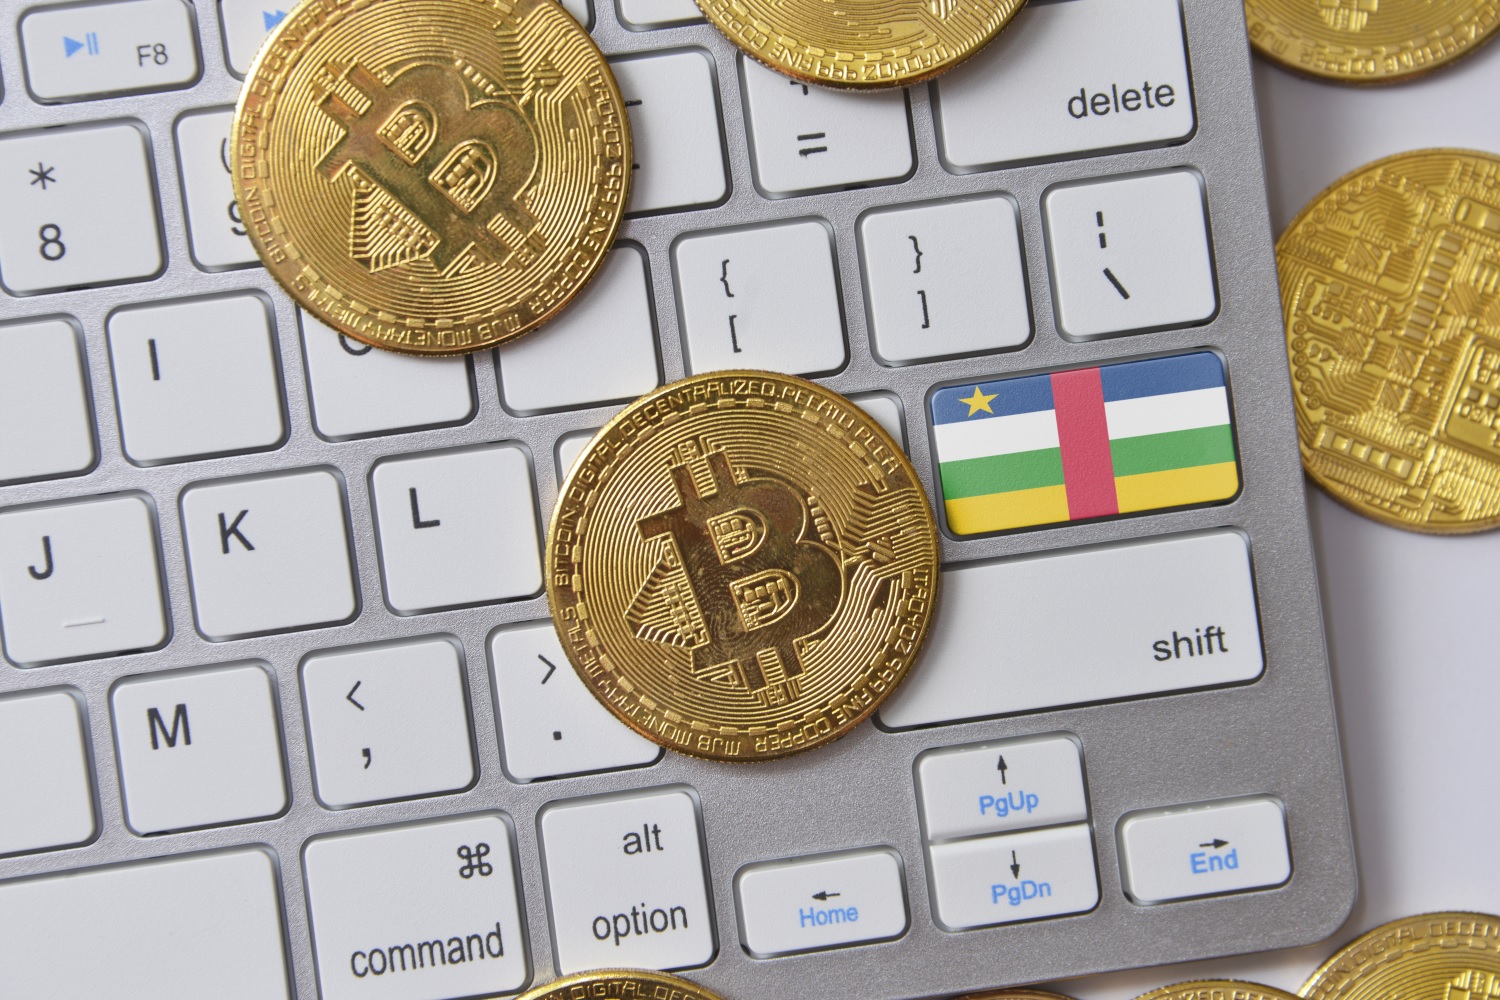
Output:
[{"xmin": 303, "ymin": 814, "xmax": 528, "ymax": 1000}]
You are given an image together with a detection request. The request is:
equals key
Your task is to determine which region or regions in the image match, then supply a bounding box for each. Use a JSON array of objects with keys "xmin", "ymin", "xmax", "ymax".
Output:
[{"xmin": 798, "ymin": 132, "xmax": 828, "ymax": 157}]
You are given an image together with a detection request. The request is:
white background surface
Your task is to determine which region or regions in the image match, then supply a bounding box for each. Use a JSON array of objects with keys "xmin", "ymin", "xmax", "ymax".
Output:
[{"xmin": 1063, "ymin": 38, "xmax": 1500, "ymax": 1000}]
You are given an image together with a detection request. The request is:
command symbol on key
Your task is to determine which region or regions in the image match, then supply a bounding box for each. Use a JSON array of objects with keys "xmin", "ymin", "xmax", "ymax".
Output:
[{"xmin": 457, "ymin": 842, "xmax": 493, "ymax": 878}]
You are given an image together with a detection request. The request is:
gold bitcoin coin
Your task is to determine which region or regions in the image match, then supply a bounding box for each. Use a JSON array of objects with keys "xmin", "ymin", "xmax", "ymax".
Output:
[
  {"xmin": 955, "ymin": 990, "xmax": 1081, "ymax": 1000},
  {"xmin": 232, "ymin": 0, "xmax": 629, "ymax": 354},
  {"xmin": 1301, "ymin": 913, "xmax": 1500, "ymax": 1000},
  {"xmin": 548, "ymin": 371, "xmax": 940, "ymax": 762},
  {"xmin": 518, "ymin": 969, "xmax": 726, "ymax": 1000},
  {"xmin": 694, "ymin": 0, "xmax": 1025, "ymax": 88},
  {"xmin": 1134, "ymin": 980, "xmax": 1304, "ymax": 1000},
  {"xmin": 1245, "ymin": 0, "xmax": 1500, "ymax": 83},
  {"xmin": 1278, "ymin": 149, "xmax": 1500, "ymax": 533}
]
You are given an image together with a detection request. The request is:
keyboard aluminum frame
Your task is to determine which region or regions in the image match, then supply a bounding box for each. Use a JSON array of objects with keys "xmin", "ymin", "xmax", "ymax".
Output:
[{"xmin": 0, "ymin": 0, "xmax": 1358, "ymax": 996}]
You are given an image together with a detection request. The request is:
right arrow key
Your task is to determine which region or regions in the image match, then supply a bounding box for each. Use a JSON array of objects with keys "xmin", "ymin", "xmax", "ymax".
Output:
[{"xmin": 1118, "ymin": 796, "xmax": 1290, "ymax": 904}]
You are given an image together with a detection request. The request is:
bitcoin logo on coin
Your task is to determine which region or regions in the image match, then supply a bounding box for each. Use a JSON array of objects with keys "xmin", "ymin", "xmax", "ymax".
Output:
[
  {"xmin": 1301, "ymin": 913, "xmax": 1500, "ymax": 1000},
  {"xmin": 1278, "ymin": 149, "xmax": 1500, "ymax": 532},
  {"xmin": 1246, "ymin": 0, "xmax": 1500, "ymax": 82},
  {"xmin": 694, "ymin": 0, "xmax": 1026, "ymax": 88},
  {"xmin": 233, "ymin": 0, "xmax": 628, "ymax": 354},
  {"xmin": 548, "ymin": 372, "xmax": 940, "ymax": 761},
  {"xmin": 518, "ymin": 970, "xmax": 726, "ymax": 1000}
]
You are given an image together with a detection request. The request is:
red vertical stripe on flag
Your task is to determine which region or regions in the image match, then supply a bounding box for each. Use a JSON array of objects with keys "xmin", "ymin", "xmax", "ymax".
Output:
[{"xmin": 1050, "ymin": 367, "xmax": 1119, "ymax": 520}]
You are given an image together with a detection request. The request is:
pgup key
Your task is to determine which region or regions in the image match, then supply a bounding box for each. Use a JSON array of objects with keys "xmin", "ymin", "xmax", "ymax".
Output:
[{"xmin": 20, "ymin": 0, "xmax": 200, "ymax": 102}]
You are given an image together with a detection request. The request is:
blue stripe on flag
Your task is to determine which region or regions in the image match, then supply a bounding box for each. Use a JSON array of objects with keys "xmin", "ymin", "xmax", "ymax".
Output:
[
  {"xmin": 1099, "ymin": 352, "xmax": 1225, "ymax": 402},
  {"xmin": 931, "ymin": 372, "xmax": 1055, "ymax": 425}
]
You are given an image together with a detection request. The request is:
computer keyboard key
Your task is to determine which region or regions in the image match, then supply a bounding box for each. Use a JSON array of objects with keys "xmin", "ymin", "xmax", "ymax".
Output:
[
  {"xmin": 0, "ymin": 495, "xmax": 167, "ymax": 665},
  {"xmin": 0, "ymin": 847, "xmax": 290, "ymax": 999},
  {"xmin": 618, "ymin": 0, "xmax": 703, "ymax": 29},
  {"xmin": 1045, "ymin": 170, "xmax": 1217, "ymax": 338},
  {"xmin": 175, "ymin": 109, "xmax": 259, "ymax": 269},
  {"xmin": 852, "ymin": 393, "xmax": 907, "ymax": 450},
  {"xmin": 0, "ymin": 123, "xmax": 163, "ymax": 295},
  {"xmin": 371, "ymin": 445, "xmax": 542, "ymax": 613},
  {"xmin": 0, "ymin": 318, "xmax": 94, "ymax": 484},
  {"xmin": 180, "ymin": 469, "xmax": 357, "ymax": 639},
  {"xmin": 916, "ymin": 736, "xmax": 1087, "ymax": 843},
  {"xmin": 108, "ymin": 294, "xmax": 285, "ymax": 464},
  {"xmin": 1118, "ymin": 796, "xmax": 1291, "ymax": 903},
  {"xmin": 300, "ymin": 310, "xmax": 475, "ymax": 440},
  {"xmin": 111, "ymin": 663, "xmax": 286, "ymax": 834},
  {"xmin": 0, "ymin": 690, "xmax": 95, "ymax": 857},
  {"xmin": 304, "ymin": 814, "xmax": 527, "ymax": 1000},
  {"xmin": 219, "ymin": 0, "xmax": 296, "ymax": 75},
  {"xmin": 20, "ymin": 0, "xmax": 199, "ymax": 102},
  {"xmin": 560, "ymin": 0, "xmax": 591, "ymax": 26},
  {"xmin": 859, "ymin": 196, "xmax": 1030, "ymax": 364},
  {"xmin": 541, "ymin": 787, "xmax": 715, "ymax": 973},
  {"xmin": 489, "ymin": 622, "xmax": 660, "ymax": 782},
  {"xmin": 935, "ymin": 0, "xmax": 1194, "ymax": 169},
  {"xmin": 741, "ymin": 59, "xmax": 912, "ymax": 196},
  {"xmin": 614, "ymin": 53, "xmax": 728, "ymax": 214},
  {"xmin": 879, "ymin": 531, "xmax": 1263, "ymax": 728},
  {"xmin": 555, "ymin": 429, "xmax": 595, "ymax": 482},
  {"xmin": 927, "ymin": 823, "xmax": 1099, "ymax": 930},
  {"xmin": 735, "ymin": 848, "xmax": 907, "ymax": 957},
  {"xmin": 674, "ymin": 219, "xmax": 845, "ymax": 375},
  {"xmin": 302, "ymin": 638, "xmax": 475, "ymax": 808},
  {"xmin": 498, "ymin": 247, "xmax": 660, "ymax": 413}
]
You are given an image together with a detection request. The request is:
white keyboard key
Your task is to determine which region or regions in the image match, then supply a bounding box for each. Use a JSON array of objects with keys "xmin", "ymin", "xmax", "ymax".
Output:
[
  {"xmin": 111, "ymin": 663, "xmax": 286, "ymax": 834},
  {"xmin": 674, "ymin": 220, "xmax": 845, "ymax": 375},
  {"xmin": 108, "ymin": 294, "xmax": 285, "ymax": 464},
  {"xmin": 935, "ymin": 0, "xmax": 1193, "ymax": 169},
  {"xmin": 742, "ymin": 59, "xmax": 912, "ymax": 196},
  {"xmin": 916, "ymin": 736, "xmax": 1087, "ymax": 842},
  {"xmin": 305, "ymin": 815, "xmax": 527, "ymax": 1000},
  {"xmin": 928, "ymin": 823, "xmax": 1098, "ymax": 930},
  {"xmin": 0, "ymin": 495, "xmax": 166, "ymax": 665},
  {"xmin": 300, "ymin": 310, "xmax": 475, "ymax": 439},
  {"xmin": 1045, "ymin": 170, "xmax": 1216, "ymax": 338},
  {"xmin": 498, "ymin": 247, "xmax": 659, "ymax": 412},
  {"xmin": 613, "ymin": 53, "xmax": 727, "ymax": 214},
  {"xmin": 555, "ymin": 429, "xmax": 595, "ymax": 482},
  {"xmin": 879, "ymin": 531, "xmax": 1263, "ymax": 729},
  {"xmin": 302, "ymin": 638, "xmax": 475, "ymax": 807},
  {"xmin": 541, "ymin": 787, "xmax": 714, "ymax": 973},
  {"xmin": 859, "ymin": 197, "xmax": 1030, "ymax": 363},
  {"xmin": 0, "ymin": 318, "xmax": 94, "ymax": 483},
  {"xmin": 220, "ymin": 0, "xmax": 298, "ymax": 76},
  {"xmin": 1118, "ymin": 796, "xmax": 1291, "ymax": 903},
  {"xmin": 0, "ymin": 848, "xmax": 289, "ymax": 999},
  {"xmin": 0, "ymin": 123, "xmax": 162, "ymax": 294},
  {"xmin": 736, "ymin": 849, "xmax": 907, "ymax": 957},
  {"xmin": 618, "ymin": 0, "xmax": 703, "ymax": 28},
  {"xmin": 852, "ymin": 393, "xmax": 906, "ymax": 450},
  {"xmin": 175, "ymin": 109, "xmax": 259, "ymax": 269},
  {"xmin": 371, "ymin": 445, "xmax": 542, "ymax": 613},
  {"xmin": 181, "ymin": 469, "xmax": 356, "ymax": 639},
  {"xmin": 559, "ymin": 0, "xmax": 591, "ymax": 27},
  {"xmin": 0, "ymin": 690, "xmax": 95, "ymax": 856},
  {"xmin": 490, "ymin": 622, "xmax": 660, "ymax": 782},
  {"xmin": 20, "ymin": 0, "xmax": 199, "ymax": 102}
]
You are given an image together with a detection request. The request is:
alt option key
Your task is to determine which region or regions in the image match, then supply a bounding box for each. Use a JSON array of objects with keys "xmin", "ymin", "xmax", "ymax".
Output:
[{"xmin": 303, "ymin": 814, "xmax": 528, "ymax": 1000}]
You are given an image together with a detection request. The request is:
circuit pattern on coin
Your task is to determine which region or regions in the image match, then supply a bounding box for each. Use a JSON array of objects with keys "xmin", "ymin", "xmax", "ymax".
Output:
[
  {"xmin": 548, "ymin": 372, "xmax": 940, "ymax": 761},
  {"xmin": 233, "ymin": 0, "xmax": 629, "ymax": 354},
  {"xmin": 1277, "ymin": 149, "xmax": 1500, "ymax": 532},
  {"xmin": 1245, "ymin": 0, "xmax": 1500, "ymax": 82},
  {"xmin": 693, "ymin": 0, "xmax": 1025, "ymax": 87},
  {"xmin": 1300, "ymin": 913, "xmax": 1500, "ymax": 1000},
  {"xmin": 520, "ymin": 969, "xmax": 726, "ymax": 1000}
]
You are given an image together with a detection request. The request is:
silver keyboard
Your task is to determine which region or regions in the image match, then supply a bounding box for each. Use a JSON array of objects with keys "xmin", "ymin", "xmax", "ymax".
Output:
[{"xmin": 0, "ymin": 0, "xmax": 1357, "ymax": 997}]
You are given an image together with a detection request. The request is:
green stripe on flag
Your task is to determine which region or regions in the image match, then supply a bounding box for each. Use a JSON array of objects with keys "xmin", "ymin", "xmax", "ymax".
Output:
[
  {"xmin": 938, "ymin": 448, "xmax": 1065, "ymax": 499},
  {"xmin": 1110, "ymin": 424, "xmax": 1235, "ymax": 477}
]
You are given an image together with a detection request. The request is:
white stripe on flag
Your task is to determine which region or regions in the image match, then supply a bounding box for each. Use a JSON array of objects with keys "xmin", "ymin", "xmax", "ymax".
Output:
[
  {"xmin": 933, "ymin": 408, "xmax": 1059, "ymax": 463},
  {"xmin": 1104, "ymin": 386, "xmax": 1229, "ymax": 440}
]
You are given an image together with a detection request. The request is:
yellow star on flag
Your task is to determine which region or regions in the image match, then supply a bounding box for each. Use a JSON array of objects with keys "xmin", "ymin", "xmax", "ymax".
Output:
[{"xmin": 958, "ymin": 386, "xmax": 997, "ymax": 416}]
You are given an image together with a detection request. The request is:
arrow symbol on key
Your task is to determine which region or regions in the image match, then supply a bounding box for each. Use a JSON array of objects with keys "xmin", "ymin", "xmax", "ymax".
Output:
[
  {"xmin": 347, "ymin": 681, "xmax": 365, "ymax": 711},
  {"xmin": 811, "ymin": 891, "xmax": 841, "ymax": 901},
  {"xmin": 1010, "ymin": 850, "xmax": 1021, "ymax": 879},
  {"xmin": 1199, "ymin": 838, "xmax": 1229, "ymax": 849},
  {"xmin": 997, "ymin": 754, "xmax": 1008, "ymax": 784}
]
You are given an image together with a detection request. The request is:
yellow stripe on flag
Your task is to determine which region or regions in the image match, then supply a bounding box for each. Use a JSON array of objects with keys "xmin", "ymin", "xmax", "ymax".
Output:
[
  {"xmin": 945, "ymin": 485, "xmax": 1071, "ymax": 534},
  {"xmin": 1114, "ymin": 462, "xmax": 1239, "ymax": 513}
]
